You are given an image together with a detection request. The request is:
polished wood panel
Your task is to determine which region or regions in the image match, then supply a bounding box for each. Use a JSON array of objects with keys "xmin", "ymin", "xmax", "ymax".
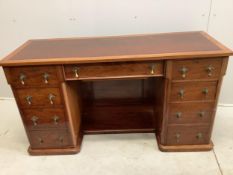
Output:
[
  {"xmin": 170, "ymin": 81, "xmax": 218, "ymax": 102},
  {"xmin": 15, "ymin": 87, "xmax": 63, "ymax": 108},
  {"xmin": 171, "ymin": 58, "xmax": 223, "ymax": 80},
  {"xmin": 168, "ymin": 102, "xmax": 214, "ymax": 124},
  {"xmin": 4, "ymin": 66, "xmax": 63, "ymax": 87},
  {"xmin": 64, "ymin": 61, "xmax": 164, "ymax": 80},
  {"xmin": 166, "ymin": 125, "xmax": 210, "ymax": 145},
  {"xmin": 22, "ymin": 108, "xmax": 67, "ymax": 130}
]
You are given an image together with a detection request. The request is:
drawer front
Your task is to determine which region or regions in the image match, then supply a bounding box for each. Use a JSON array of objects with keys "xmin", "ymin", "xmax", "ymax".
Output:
[
  {"xmin": 171, "ymin": 58, "xmax": 223, "ymax": 80},
  {"xmin": 64, "ymin": 61, "xmax": 164, "ymax": 80},
  {"xmin": 168, "ymin": 102, "xmax": 214, "ymax": 124},
  {"xmin": 166, "ymin": 125, "xmax": 210, "ymax": 145},
  {"xmin": 6, "ymin": 66, "xmax": 62, "ymax": 87},
  {"xmin": 15, "ymin": 88, "xmax": 63, "ymax": 107},
  {"xmin": 22, "ymin": 108, "xmax": 67, "ymax": 130},
  {"xmin": 170, "ymin": 81, "xmax": 217, "ymax": 102},
  {"xmin": 28, "ymin": 130, "xmax": 73, "ymax": 149}
]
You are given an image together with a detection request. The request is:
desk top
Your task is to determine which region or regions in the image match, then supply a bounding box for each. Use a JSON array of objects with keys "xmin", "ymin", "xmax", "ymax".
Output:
[{"xmin": 1, "ymin": 31, "xmax": 232, "ymax": 66}]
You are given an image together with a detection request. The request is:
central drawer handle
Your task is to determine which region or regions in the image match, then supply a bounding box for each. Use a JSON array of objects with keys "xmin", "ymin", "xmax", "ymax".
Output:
[
  {"xmin": 175, "ymin": 133, "xmax": 180, "ymax": 143},
  {"xmin": 196, "ymin": 133, "xmax": 203, "ymax": 139},
  {"xmin": 198, "ymin": 111, "xmax": 205, "ymax": 118},
  {"xmin": 150, "ymin": 64, "xmax": 156, "ymax": 74},
  {"xmin": 38, "ymin": 137, "xmax": 44, "ymax": 144},
  {"xmin": 48, "ymin": 94, "xmax": 55, "ymax": 105},
  {"xmin": 73, "ymin": 67, "xmax": 79, "ymax": 78},
  {"xmin": 180, "ymin": 67, "xmax": 188, "ymax": 79},
  {"xmin": 206, "ymin": 65, "xmax": 214, "ymax": 77},
  {"xmin": 26, "ymin": 96, "xmax": 32, "ymax": 105},
  {"xmin": 178, "ymin": 89, "xmax": 185, "ymax": 99},
  {"xmin": 43, "ymin": 73, "xmax": 50, "ymax": 84},
  {"xmin": 52, "ymin": 115, "xmax": 60, "ymax": 125},
  {"xmin": 31, "ymin": 116, "xmax": 39, "ymax": 126},
  {"xmin": 19, "ymin": 73, "xmax": 26, "ymax": 85},
  {"xmin": 202, "ymin": 88, "xmax": 209, "ymax": 96},
  {"xmin": 176, "ymin": 112, "xmax": 182, "ymax": 119},
  {"xmin": 58, "ymin": 136, "xmax": 64, "ymax": 143}
]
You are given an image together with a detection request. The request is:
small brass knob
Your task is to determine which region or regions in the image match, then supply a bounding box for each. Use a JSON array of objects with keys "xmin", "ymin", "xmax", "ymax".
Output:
[
  {"xmin": 150, "ymin": 64, "xmax": 156, "ymax": 74},
  {"xmin": 175, "ymin": 133, "xmax": 181, "ymax": 143},
  {"xmin": 31, "ymin": 116, "xmax": 39, "ymax": 126},
  {"xmin": 196, "ymin": 133, "xmax": 203, "ymax": 139},
  {"xmin": 202, "ymin": 88, "xmax": 209, "ymax": 96},
  {"xmin": 53, "ymin": 115, "xmax": 60, "ymax": 125},
  {"xmin": 43, "ymin": 73, "xmax": 49, "ymax": 84},
  {"xmin": 48, "ymin": 94, "xmax": 55, "ymax": 105},
  {"xmin": 38, "ymin": 137, "xmax": 43, "ymax": 144},
  {"xmin": 180, "ymin": 67, "xmax": 188, "ymax": 79},
  {"xmin": 26, "ymin": 96, "xmax": 32, "ymax": 105},
  {"xmin": 178, "ymin": 89, "xmax": 184, "ymax": 99},
  {"xmin": 19, "ymin": 73, "xmax": 26, "ymax": 85},
  {"xmin": 176, "ymin": 112, "xmax": 182, "ymax": 119},
  {"xmin": 73, "ymin": 67, "xmax": 79, "ymax": 78},
  {"xmin": 206, "ymin": 65, "xmax": 214, "ymax": 77},
  {"xmin": 198, "ymin": 111, "xmax": 205, "ymax": 118}
]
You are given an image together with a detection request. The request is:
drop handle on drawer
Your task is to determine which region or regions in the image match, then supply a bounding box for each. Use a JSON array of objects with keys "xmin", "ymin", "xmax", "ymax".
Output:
[
  {"xmin": 196, "ymin": 133, "xmax": 203, "ymax": 139},
  {"xmin": 58, "ymin": 136, "xmax": 64, "ymax": 143},
  {"xmin": 19, "ymin": 73, "xmax": 26, "ymax": 85},
  {"xmin": 52, "ymin": 115, "xmax": 60, "ymax": 125},
  {"xmin": 150, "ymin": 64, "xmax": 156, "ymax": 74},
  {"xmin": 175, "ymin": 133, "xmax": 181, "ymax": 143},
  {"xmin": 198, "ymin": 111, "xmax": 205, "ymax": 118},
  {"xmin": 43, "ymin": 73, "xmax": 49, "ymax": 84},
  {"xmin": 26, "ymin": 96, "xmax": 32, "ymax": 105},
  {"xmin": 178, "ymin": 89, "xmax": 185, "ymax": 99},
  {"xmin": 48, "ymin": 94, "xmax": 55, "ymax": 105},
  {"xmin": 176, "ymin": 112, "xmax": 182, "ymax": 119},
  {"xmin": 38, "ymin": 137, "xmax": 44, "ymax": 144},
  {"xmin": 206, "ymin": 65, "xmax": 214, "ymax": 77},
  {"xmin": 202, "ymin": 88, "xmax": 209, "ymax": 96},
  {"xmin": 180, "ymin": 67, "xmax": 188, "ymax": 79},
  {"xmin": 73, "ymin": 67, "xmax": 79, "ymax": 78},
  {"xmin": 31, "ymin": 116, "xmax": 39, "ymax": 126}
]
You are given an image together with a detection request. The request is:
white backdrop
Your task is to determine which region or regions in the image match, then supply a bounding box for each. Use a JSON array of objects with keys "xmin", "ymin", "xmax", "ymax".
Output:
[{"xmin": 0, "ymin": 0, "xmax": 232, "ymax": 103}]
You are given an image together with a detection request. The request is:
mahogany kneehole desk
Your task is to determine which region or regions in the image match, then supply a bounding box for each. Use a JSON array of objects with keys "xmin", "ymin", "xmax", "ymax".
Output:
[{"xmin": 1, "ymin": 31, "xmax": 233, "ymax": 155}]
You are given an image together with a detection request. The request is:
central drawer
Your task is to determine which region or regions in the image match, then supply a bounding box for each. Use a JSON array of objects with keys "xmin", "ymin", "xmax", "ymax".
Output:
[{"xmin": 63, "ymin": 61, "xmax": 164, "ymax": 80}]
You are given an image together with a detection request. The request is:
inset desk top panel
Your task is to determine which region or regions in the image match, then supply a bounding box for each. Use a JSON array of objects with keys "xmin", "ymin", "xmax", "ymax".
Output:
[{"xmin": 1, "ymin": 31, "xmax": 232, "ymax": 66}]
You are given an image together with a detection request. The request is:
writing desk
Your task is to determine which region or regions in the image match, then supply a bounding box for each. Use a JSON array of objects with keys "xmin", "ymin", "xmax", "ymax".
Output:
[{"xmin": 0, "ymin": 31, "xmax": 232, "ymax": 155}]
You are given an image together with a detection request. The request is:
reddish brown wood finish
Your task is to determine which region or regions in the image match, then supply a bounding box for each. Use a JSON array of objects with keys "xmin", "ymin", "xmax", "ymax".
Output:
[{"xmin": 64, "ymin": 61, "xmax": 164, "ymax": 80}]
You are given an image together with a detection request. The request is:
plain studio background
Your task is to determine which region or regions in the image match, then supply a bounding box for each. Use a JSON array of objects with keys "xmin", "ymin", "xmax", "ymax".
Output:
[{"xmin": 0, "ymin": 0, "xmax": 233, "ymax": 104}]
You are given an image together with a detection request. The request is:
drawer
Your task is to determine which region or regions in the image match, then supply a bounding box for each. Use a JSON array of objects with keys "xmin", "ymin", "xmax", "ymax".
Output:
[
  {"xmin": 171, "ymin": 58, "xmax": 223, "ymax": 80},
  {"xmin": 5, "ymin": 66, "xmax": 63, "ymax": 87},
  {"xmin": 22, "ymin": 108, "xmax": 67, "ymax": 130},
  {"xmin": 63, "ymin": 61, "xmax": 164, "ymax": 80},
  {"xmin": 166, "ymin": 125, "xmax": 210, "ymax": 145},
  {"xmin": 15, "ymin": 88, "xmax": 63, "ymax": 108},
  {"xmin": 170, "ymin": 81, "xmax": 217, "ymax": 102},
  {"xmin": 28, "ymin": 130, "xmax": 73, "ymax": 149},
  {"xmin": 168, "ymin": 102, "xmax": 214, "ymax": 124}
]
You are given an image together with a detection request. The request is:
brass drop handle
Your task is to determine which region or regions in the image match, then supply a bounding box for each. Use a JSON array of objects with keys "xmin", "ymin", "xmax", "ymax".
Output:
[
  {"xmin": 150, "ymin": 64, "xmax": 156, "ymax": 74},
  {"xmin": 59, "ymin": 136, "xmax": 64, "ymax": 143},
  {"xmin": 176, "ymin": 112, "xmax": 182, "ymax": 119},
  {"xmin": 180, "ymin": 67, "xmax": 188, "ymax": 79},
  {"xmin": 26, "ymin": 96, "xmax": 32, "ymax": 105},
  {"xmin": 175, "ymin": 133, "xmax": 180, "ymax": 143},
  {"xmin": 48, "ymin": 94, "xmax": 55, "ymax": 105},
  {"xmin": 19, "ymin": 73, "xmax": 26, "ymax": 85},
  {"xmin": 178, "ymin": 89, "xmax": 184, "ymax": 99},
  {"xmin": 43, "ymin": 73, "xmax": 49, "ymax": 84},
  {"xmin": 202, "ymin": 88, "xmax": 209, "ymax": 96},
  {"xmin": 73, "ymin": 67, "xmax": 79, "ymax": 78},
  {"xmin": 196, "ymin": 133, "xmax": 203, "ymax": 139},
  {"xmin": 38, "ymin": 137, "xmax": 44, "ymax": 144},
  {"xmin": 198, "ymin": 111, "xmax": 205, "ymax": 118},
  {"xmin": 206, "ymin": 65, "xmax": 214, "ymax": 77},
  {"xmin": 31, "ymin": 116, "xmax": 39, "ymax": 126},
  {"xmin": 53, "ymin": 115, "xmax": 60, "ymax": 125}
]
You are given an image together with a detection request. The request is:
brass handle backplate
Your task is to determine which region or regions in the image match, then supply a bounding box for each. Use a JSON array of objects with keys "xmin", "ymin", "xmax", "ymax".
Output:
[
  {"xmin": 198, "ymin": 111, "xmax": 205, "ymax": 118},
  {"xmin": 180, "ymin": 67, "xmax": 188, "ymax": 79},
  {"xmin": 150, "ymin": 64, "xmax": 156, "ymax": 75},
  {"xmin": 196, "ymin": 133, "xmax": 203, "ymax": 139},
  {"xmin": 48, "ymin": 94, "xmax": 55, "ymax": 105},
  {"xmin": 178, "ymin": 89, "xmax": 184, "ymax": 99},
  {"xmin": 31, "ymin": 116, "xmax": 39, "ymax": 126},
  {"xmin": 176, "ymin": 112, "xmax": 182, "ymax": 119},
  {"xmin": 53, "ymin": 115, "xmax": 60, "ymax": 125},
  {"xmin": 202, "ymin": 88, "xmax": 209, "ymax": 96},
  {"xmin": 26, "ymin": 96, "xmax": 32, "ymax": 105},
  {"xmin": 38, "ymin": 137, "xmax": 44, "ymax": 144},
  {"xmin": 19, "ymin": 73, "xmax": 26, "ymax": 85},
  {"xmin": 43, "ymin": 73, "xmax": 49, "ymax": 84},
  {"xmin": 73, "ymin": 67, "xmax": 79, "ymax": 78},
  {"xmin": 206, "ymin": 65, "xmax": 214, "ymax": 77}
]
